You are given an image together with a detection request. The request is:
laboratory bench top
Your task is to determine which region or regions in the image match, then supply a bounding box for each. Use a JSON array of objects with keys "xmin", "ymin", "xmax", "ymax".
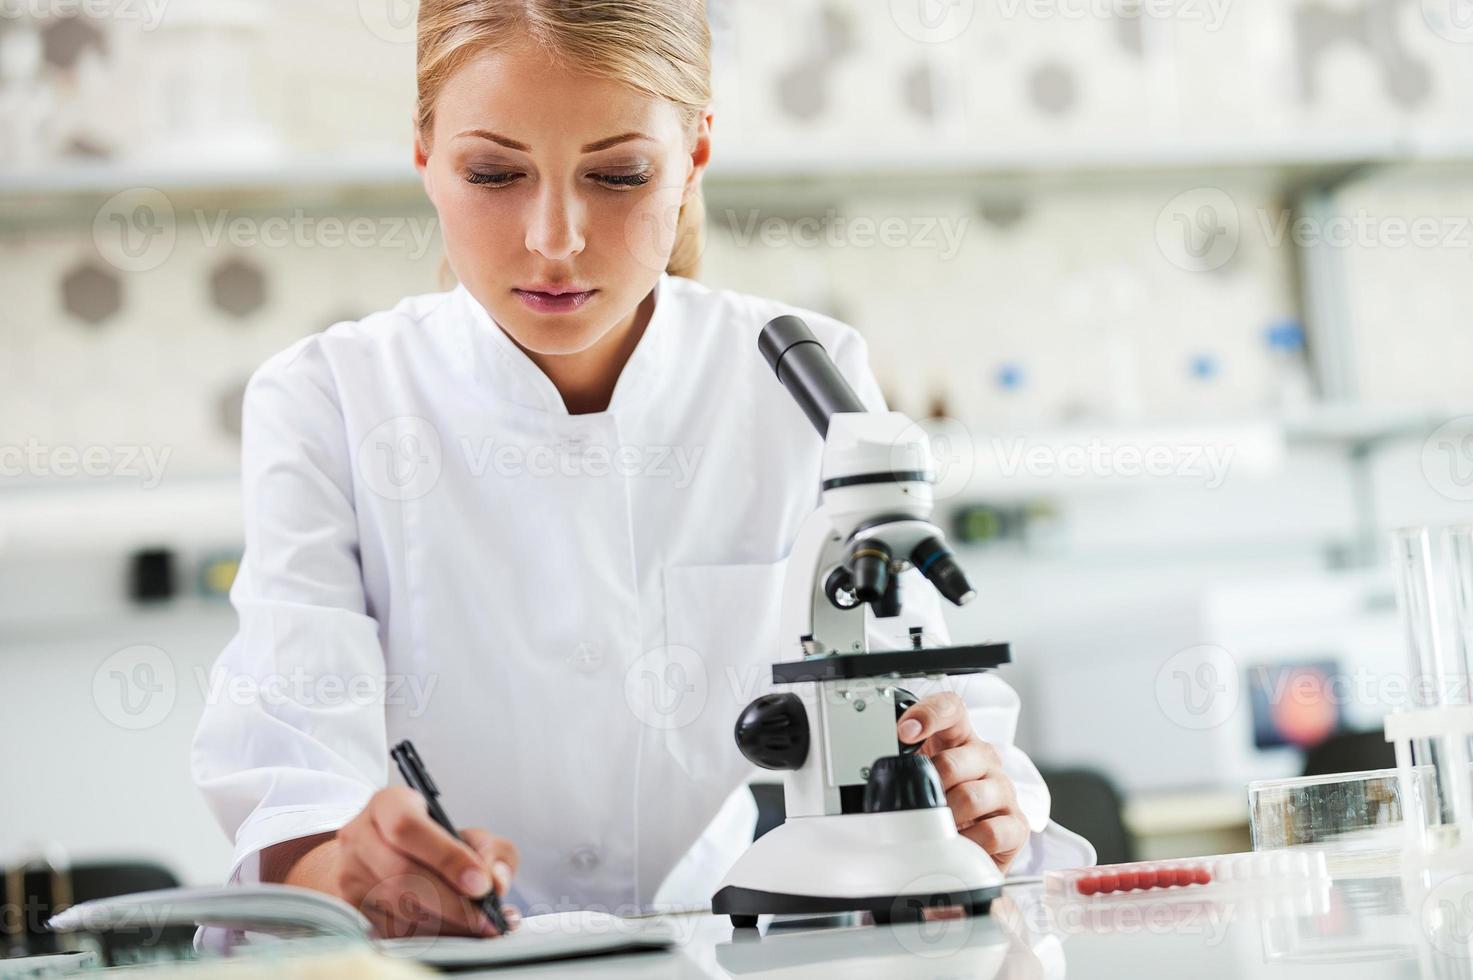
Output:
[{"xmin": 472, "ymin": 867, "xmax": 1471, "ymax": 980}]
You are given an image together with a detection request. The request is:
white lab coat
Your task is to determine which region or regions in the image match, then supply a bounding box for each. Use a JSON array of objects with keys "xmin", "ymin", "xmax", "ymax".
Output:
[{"xmin": 191, "ymin": 273, "xmax": 1094, "ymax": 916}]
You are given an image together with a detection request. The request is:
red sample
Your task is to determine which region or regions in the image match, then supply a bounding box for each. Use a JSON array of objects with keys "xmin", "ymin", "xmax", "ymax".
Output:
[{"xmin": 1073, "ymin": 864, "xmax": 1213, "ymax": 896}]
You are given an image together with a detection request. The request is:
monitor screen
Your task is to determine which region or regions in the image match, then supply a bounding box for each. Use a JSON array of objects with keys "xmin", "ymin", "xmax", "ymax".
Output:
[{"xmin": 1247, "ymin": 659, "xmax": 1344, "ymax": 750}]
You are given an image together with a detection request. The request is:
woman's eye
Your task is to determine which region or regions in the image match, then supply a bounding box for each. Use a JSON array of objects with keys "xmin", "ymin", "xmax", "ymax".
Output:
[
  {"xmin": 464, "ymin": 170, "xmax": 522, "ymax": 187},
  {"xmin": 592, "ymin": 171, "xmax": 654, "ymax": 189}
]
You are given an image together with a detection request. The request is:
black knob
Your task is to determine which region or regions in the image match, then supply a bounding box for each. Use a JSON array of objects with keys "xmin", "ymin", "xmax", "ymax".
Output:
[
  {"xmin": 824, "ymin": 566, "xmax": 859, "ymax": 609},
  {"xmin": 863, "ymin": 754, "xmax": 945, "ymax": 813},
  {"xmin": 734, "ymin": 693, "xmax": 810, "ymax": 770}
]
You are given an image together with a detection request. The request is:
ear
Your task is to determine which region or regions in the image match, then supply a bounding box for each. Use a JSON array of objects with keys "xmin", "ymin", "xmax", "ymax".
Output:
[
  {"xmin": 413, "ymin": 121, "xmax": 436, "ymax": 203},
  {"xmin": 682, "ymin": 111, "xmax": 713, "ymax": 206}
]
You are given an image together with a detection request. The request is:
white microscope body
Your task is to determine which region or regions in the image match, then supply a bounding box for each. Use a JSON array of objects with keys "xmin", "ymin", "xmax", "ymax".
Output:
[{"xmin": 712, "ymin": 316, "xmax": 1010, "ymax": 927}]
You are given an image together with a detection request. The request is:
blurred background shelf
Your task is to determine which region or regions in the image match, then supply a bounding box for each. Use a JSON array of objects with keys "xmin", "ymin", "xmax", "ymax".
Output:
[
  {"xmin": 6, "ymin": 135, "xmax": 1473, "ymax": 207},
  {"xmin": 4, "ymin": 405, "xmax": 1467, "ymax": 554},
  {"xmin": 0, "ymin": 478, "xmax": 242, "ymax": 556}
]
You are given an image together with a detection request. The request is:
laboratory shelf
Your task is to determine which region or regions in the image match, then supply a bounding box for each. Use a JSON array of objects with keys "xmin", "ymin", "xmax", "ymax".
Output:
[
  {"xmin": 0, "ymin": 477, "xmax": 242, "ymax": 556},
  {"xmin": 0, "ymin": 406, "xmax": 1464, "ymax": 555},
  {"xmin": 1279, "ymin": 403, "xmax": 1473, "ymax": 447},
  {"xmin": 3, "ymin": 133, "xmax": 1471, "ymax": 212}
]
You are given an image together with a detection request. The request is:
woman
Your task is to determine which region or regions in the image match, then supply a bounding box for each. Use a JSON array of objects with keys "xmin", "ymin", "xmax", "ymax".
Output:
[{"xmin": 191, "ymin": 0, "xmax": 1092, "ymax": 939}]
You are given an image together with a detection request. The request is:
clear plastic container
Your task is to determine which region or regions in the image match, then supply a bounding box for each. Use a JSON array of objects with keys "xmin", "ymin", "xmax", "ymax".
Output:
[{"xmin": 1248, "ymin": 768, "xmax": 1431, "ymax": 852}]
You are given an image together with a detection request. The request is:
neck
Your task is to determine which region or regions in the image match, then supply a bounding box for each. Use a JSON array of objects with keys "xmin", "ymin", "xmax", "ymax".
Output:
[{"xmin": 525, "ymin": 287, "xmax": 657, "ymax": 415}]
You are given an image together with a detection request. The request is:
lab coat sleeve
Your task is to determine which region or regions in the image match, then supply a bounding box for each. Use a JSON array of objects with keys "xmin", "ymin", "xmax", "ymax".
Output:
[
  {"xmin": 190, "ymin": 338, "xmax": 388, "ymax": 884},
  {"xmin": 828, "ymin": 324, "xmax": 1097, "ymax": 876}
]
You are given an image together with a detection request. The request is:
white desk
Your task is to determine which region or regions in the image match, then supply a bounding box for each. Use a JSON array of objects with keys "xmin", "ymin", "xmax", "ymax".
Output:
[{"xmin": 469, "ymin": 869, "xmax": 1472, "ymax": 979}]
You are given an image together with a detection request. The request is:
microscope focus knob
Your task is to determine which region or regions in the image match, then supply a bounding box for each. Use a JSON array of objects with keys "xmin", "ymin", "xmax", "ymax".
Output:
[
  {"xmin": 862, "ymin": 754, "xmax": 946, "ymax": 813},
  {"xmin": 892, "ymin": 688, "xmax": 922, "ymax": 757},
  {"xmin": 734, "ymin": 693, "xmax": 810, "ymax": 770}
]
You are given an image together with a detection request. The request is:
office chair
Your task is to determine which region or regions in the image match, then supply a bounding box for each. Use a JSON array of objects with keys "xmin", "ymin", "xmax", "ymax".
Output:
[
  {"xmin": 6, "ymin": 859, "xmax": 189, "ymax": 965},
  {"xmin": 1301, "ymin": 729, "xmax": 1396, "ymax": 777},
  {"xmin": 1038, "ymin": 767, "xmax": 1135, "ymax": 866}
]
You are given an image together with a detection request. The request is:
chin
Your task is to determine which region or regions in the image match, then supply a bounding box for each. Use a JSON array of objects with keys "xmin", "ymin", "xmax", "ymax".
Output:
[{"xmin": 495, "ymin": 310, "xmax": 609, "ymax": 357}]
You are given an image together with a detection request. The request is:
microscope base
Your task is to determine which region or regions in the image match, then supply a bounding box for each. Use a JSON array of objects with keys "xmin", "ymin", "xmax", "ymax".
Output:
[
  {"xmin": 711, "ymin": 808, "xmax": 1005, "ymax": 928},
  {"xmin": 712, "ymin": 884, "xmax": 997, "ymax": 928}
]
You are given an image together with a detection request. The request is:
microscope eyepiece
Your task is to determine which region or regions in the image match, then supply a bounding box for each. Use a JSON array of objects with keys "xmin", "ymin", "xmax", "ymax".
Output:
[
  {"xmin": 911, "ymin": 537, "xmax": 976, "ymax": 607},
  {"xmin": 759, "ymin": 315, "xmax": 868, "ymax": 438}
]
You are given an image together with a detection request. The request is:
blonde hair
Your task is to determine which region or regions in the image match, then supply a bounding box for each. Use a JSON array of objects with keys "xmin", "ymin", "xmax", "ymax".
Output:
[{"xmin": 417, "ymin": 0, "xmax": 710, "ymax": 279}]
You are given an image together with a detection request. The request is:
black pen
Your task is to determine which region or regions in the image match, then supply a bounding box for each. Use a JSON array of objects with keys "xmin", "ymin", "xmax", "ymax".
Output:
[{"xmin": 391, "ymin": 739, "xmax": 510, "ymax": 936}]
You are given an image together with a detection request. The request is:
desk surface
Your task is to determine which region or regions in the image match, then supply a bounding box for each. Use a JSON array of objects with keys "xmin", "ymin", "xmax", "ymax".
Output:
[{"xmin": 475, "ymin": 867, "xmax": 1473, "ymax": 979}]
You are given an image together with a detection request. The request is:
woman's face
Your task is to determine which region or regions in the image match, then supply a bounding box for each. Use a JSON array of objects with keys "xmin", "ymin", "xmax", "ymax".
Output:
[{"xmin": 416, "ymin": 38, "xmax": 710, "ymax": 357}]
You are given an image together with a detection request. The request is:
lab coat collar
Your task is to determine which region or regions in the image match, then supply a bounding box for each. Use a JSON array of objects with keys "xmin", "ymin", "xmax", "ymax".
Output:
[{"xmin": 452, "ymin": 275, "xmax": 672, "ymax": 417}]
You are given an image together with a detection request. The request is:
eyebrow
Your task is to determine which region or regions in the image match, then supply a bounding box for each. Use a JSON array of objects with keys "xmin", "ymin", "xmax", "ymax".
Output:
[{"xmin": 455, "ymin": 129, "xmax": 655, "ymax": 153}]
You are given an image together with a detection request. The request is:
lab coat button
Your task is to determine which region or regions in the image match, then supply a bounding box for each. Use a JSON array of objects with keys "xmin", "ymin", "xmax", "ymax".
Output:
[
  {"xmin": 570, "ymin": 641, "xmax": 603, "ymax": 673},
  {"xmin": 568, "ymin": 846, "xmax": 601, "ymax": 874}
]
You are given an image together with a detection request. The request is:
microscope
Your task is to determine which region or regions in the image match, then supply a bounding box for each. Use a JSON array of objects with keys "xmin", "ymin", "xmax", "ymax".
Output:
[{"xmin": 711, "ymin": 316, "xmax": 1013, "ymax": 928}]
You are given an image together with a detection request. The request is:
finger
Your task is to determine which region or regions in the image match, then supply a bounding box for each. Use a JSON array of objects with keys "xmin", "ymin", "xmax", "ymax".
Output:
[
  {"xmin": 345, "ymin": 843, "xmax": 495, "ymax": 938},
  {"xmin": 344, "ymin": 844, "xmax": 498, "ymax": 939},
  {"xmin": 461, "ymin": 829, "xmax": 519, "ymax": 894},
  {"xmin": 929, "ymin": 740, "xmax": 1002, "ymax": 791},
  {"xmin": 340, "ymin": 850, "xmax": 440, "ymax": 939},
  {"xmin": 371, "ymin": 788, "xmax": 493, "ymax": 898},
  {"xmin": 945, "ymin": 777, "xmax": 1013, "ymax": 828},
  {"xmin": 962, "ymin": 814, "xmax": 1029, "ymax": 868},
  {"xmin": 897, "ymin": 692, "xmax": 972, "ymax": 750}
]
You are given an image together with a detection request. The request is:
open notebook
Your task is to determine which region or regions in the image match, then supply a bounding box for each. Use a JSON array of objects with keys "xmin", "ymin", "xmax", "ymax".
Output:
[{"xmin": 47, "ymin": 884, "xmax": 677, "ymax": 970}]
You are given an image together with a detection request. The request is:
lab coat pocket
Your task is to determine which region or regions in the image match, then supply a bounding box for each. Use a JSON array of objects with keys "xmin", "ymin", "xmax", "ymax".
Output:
[{"xmin": 651, "ymin": 560, "xmax": 788, "ymax": 783}]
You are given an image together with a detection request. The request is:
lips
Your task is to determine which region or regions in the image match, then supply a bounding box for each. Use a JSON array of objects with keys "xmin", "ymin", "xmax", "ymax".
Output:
[
  {"xmin": 512, "ymin": 286, "xmax": 598, "ymax": 314},
  {"xmin": 520, "ymin": 283, "xmax": 592, "ymax": 296}
]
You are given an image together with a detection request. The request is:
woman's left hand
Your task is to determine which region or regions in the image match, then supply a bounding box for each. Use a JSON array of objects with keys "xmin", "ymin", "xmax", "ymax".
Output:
[{"xmin": 897, "ymin": 692, "xmax": 1028, "ymax": 874}]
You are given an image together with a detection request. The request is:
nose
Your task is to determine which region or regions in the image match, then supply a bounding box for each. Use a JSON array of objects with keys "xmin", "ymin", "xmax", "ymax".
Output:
[{"xmin": 525, "ymin": 183, "xmax": 585, "ymax": 261}]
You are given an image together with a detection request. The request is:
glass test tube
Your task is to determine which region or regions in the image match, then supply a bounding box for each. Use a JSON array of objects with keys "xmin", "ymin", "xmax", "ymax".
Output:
[
  {"xmin": 1391, "ymin": 528, "xmax": 1447, "ymax": 709},
  {"xmin": 1441, "ymin": 526, "xmax": 1473, "ymax": 708},
  {"xmin": 1390, "ymin": 529, "xmax": 1455, "ymax": 836},
  {"xmin": 1440, "ymin": 527, "xmax": 1473, "ymax": 832}
]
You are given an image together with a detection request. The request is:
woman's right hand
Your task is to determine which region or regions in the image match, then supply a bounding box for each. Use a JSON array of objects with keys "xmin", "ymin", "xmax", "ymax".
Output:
[{"xmin": 268, "ymin": 787, "xmax": 519, "ymax": 939}]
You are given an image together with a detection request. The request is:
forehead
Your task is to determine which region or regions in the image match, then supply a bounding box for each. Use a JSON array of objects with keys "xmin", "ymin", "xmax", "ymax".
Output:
[{"xmin": 433, "ymin": 38, "xmax": 685, "ymax": 147}]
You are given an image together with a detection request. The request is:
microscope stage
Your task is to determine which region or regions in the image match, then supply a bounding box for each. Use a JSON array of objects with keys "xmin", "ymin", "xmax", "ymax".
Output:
[{"xmin": 770, "ymin": 644, "xmax": 1011, "ymax": 685}]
